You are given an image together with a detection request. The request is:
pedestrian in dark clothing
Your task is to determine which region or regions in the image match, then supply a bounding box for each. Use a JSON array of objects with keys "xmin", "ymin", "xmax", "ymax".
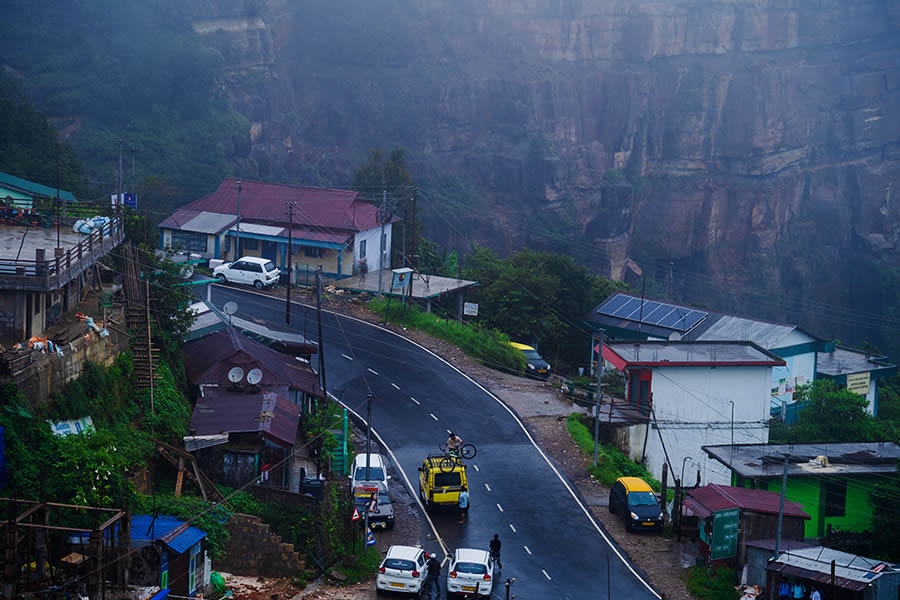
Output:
[
  {"xmin": 489, "ymin": 533, "xmax": 502, "ymax": 568},
  {"xmin": 425, "ymin": 553, "xmax": 441, "ymax": 599}
]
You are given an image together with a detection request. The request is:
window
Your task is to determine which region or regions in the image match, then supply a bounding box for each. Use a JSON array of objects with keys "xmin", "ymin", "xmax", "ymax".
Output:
[
  {"xmin": 304, "ymin": 246, "xmax": 323, "ymax": 258},
  {"xmin": 171, "ymin": 230, "xmax": 207, "ymax": 253},
  {"xmin": 627, "ymin": 491, "xmax": 658, "ymax": 507},
  {"xmin": 455, "ymin": 562, "xmax": 487, "ymax": 575},
  {"xmin": 354, "ymin": 467, "xmax": 384, "ymax": 481},
  {"xmin": 434, "ymin": 472, "xmax": 461, "ymax": 487},
  {"xmin": 359, "ymin": 239, "xmax": 367, "ymax": 259},
  {"xmin": 384, "ymin": 559, "xmax": 415, "ymax": 571},
  {"xmin": 263, "ymin": 261, "xmax": 277, "ymax": 272},
  {"xmin": 245, "ymin": 262, "xmax": 263, "ymax": 273},
  {"xmin": 224, "ymin": 235, "xmax": 231, "ymax": 252},
  {"xmin": 243, "ymin": 238, "xmax": 258, "ymax": 250},
  {"xmin": 823, "ymin": 480, "xmax": 847, "ymax": 517}
]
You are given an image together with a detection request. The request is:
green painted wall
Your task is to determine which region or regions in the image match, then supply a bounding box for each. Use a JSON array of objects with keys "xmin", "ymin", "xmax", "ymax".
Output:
[{"xmin": 760, "ymin": 477, "xmax": 873, "ymax": 538}]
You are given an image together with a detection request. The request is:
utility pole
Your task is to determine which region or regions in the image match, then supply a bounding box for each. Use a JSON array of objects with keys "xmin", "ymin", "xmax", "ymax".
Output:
[
  {"xmin": 411, "ymin": 187, "xmax": 417, "ymax": 266},
  {"xmin": 377, "ymin": 189, "xmax": 387, "ymax": 297},
  {"xmin": 131, "ymin": 145, "xmax": 136, "ymax": 196},
  {"xmin": 117, "ymin": 139, "xmax": 123, "ymax": 216},
  {"xmin": 315, "ymin": 267, "xmax": 327, "ymax": 400},
  {"xmin": 593, "ymin": 360, "xmax": 601, "ymax": 467},
  {"xmin": 145, "ymin": 276, "xmax": 154, "ymax": 415},
  {"xmin": 770, "ymin": 453, "xmax": 790, "ymax": 600},
  {"xmin": 363, "ymin": 392, "xmax": 373, "ymax": 536},
  {"xmin": 55, "ymin": 142, "xmax": 60, "ymax": 250},
  {"xmin": 235, "ymin": 179, "xmax": 242, "ymax": 259},
  {"xmin": 286, "ymin": 202, "xmax": 294, "ymax": 324}
]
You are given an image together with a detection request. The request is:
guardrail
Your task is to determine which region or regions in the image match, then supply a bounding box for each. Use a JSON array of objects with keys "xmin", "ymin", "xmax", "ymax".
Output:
[{"xmin": 0, "ymin": 213, "xmax": 124, "ymax": 292}]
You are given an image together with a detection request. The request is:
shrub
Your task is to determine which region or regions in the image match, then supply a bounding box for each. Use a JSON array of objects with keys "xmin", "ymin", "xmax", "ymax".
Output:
[{"xmin": 565, "ymin": 413, "xmax": 661, "ymax": 490}]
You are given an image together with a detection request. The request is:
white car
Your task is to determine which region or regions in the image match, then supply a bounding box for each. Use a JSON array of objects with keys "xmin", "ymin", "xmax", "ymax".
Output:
[
  {"xmin": 446, "ymin": 548, "xmax": 494, "ymax": 598},
  {"xmin": 213, "ymin": 256, "xmax": 280, "ymax": 289},
  {"xmin": 376, "ymin": 545, "xmax": 428, "ymax": 596},
  {"xmin": 351, "ymin": 453, "xmax": 391, "ymax": 492}
]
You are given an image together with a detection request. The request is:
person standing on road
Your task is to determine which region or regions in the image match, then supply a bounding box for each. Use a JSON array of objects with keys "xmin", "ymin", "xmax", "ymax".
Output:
[
  {"xmin": 489, "ymin": 533, "xmax": 502, "ymax": 568},
  {"xmin": 458, "ymin": 486, "xmax": 469, "ymax": 524},
  {"xmin": 425, "ymin": 553, "xmax": 441, "ymax": 599}
]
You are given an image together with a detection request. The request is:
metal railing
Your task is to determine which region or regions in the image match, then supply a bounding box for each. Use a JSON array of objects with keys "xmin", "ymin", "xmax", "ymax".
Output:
[{"xmin": 0, "ymin": 213, "xmax": 125, "ymax": 292}]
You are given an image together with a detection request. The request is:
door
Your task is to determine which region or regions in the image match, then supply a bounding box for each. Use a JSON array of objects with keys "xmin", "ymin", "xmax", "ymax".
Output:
[{"xmin": 261, "ymin": 241, "xmax": 277, "ymax": 262}]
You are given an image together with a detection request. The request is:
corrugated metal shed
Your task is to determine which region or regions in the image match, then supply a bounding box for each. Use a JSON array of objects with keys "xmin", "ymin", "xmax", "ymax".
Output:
[
  {"xmin": 190, "ymin": 386, "xmax": 299, "ymax": 447},
  {"xmin": 130, "ymin": 515, "xmax": 206, "ymax": 555},
  {"xmin": 768, "ymin": 546, "xmax": 895, "ymax": 591}
]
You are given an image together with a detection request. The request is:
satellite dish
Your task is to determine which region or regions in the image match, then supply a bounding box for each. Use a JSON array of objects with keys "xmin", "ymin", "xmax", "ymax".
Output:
[
  {"xmin": 223, "ymin": 301, "xmax": 238, "ymax": 316},
  {"xmin": 247, "ymin": 368, "xmax": 263, "ymax": 385},
  {"xmin": 179, "ymin": 264, "xmax": 195, "ymax": 279},
  {"xmin": 668, "ymin": 332, "xmax": 682, "ymax": 341},
  {"xmin": 227, "ymin": 367, "xmax": 245, "ymax": 383}
]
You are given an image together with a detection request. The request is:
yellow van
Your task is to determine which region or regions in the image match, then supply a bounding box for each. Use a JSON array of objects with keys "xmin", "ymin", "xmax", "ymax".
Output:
[{"xmin": 417, "ymin": 455, "xmax": 468, "ymax": 509}]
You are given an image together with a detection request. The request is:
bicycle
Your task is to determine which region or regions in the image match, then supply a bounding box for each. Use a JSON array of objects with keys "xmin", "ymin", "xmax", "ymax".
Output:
[{"xmin": 438, "ymin": 443, "xmax": 477, "ymax": 472}]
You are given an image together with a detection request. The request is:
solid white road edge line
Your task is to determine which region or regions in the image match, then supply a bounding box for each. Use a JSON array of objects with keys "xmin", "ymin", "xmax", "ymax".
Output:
[
  {"xmin": 212, "ymin": 285, "xmax": 660, "ymax": 598},
  {"xmin": 328, "ymin": 391, "xmax": 450, "ymax": 561}
]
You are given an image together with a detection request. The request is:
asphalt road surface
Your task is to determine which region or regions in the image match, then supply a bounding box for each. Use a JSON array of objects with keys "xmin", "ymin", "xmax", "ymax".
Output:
[{"xmin": 208, "ymin": 284, "xmax": 660, "ymax": 600}]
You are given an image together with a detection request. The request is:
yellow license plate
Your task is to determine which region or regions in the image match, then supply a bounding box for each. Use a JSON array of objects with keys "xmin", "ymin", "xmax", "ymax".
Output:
[
  {"xmin": 390, "ymin": 582, "xmax": 405, "ymax": 588},
  {"xmin": 462, "ymin": 587, "xmax": 476, "ymax": 592},
  {"xmin": 642, "ymin": 522, "xmax": 656, "ymax": 526}
]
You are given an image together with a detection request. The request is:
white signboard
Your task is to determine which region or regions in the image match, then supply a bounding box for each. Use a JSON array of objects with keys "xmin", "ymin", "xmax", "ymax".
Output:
[{"xmin": 463, "ymin": 302, "xmax": 479, "ymax": 316}]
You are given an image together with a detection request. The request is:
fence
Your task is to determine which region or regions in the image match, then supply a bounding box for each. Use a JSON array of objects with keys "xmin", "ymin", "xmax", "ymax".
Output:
[{"xmin": 0, "ymin": 212, "xmax": 124, "ymax": 292}]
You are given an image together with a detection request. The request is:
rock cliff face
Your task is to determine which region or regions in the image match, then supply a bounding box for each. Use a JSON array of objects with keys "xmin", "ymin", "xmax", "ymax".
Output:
[{"xmin": 188, "ymin": 0, "xmax": 900, "ymax": 345}]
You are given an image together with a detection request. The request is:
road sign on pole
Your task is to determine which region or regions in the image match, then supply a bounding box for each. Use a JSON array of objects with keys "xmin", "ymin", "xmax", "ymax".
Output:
[
  {"xmin": 352, "ymin": 507, "xmax": 360, "ymax": 521},
  {"xmin": 710, "ymin": 508, "xmax": 740, "ymax": 560},
  {"xmin": 366, "ymin": 529, "xmax": 376, "ymax": 546}
]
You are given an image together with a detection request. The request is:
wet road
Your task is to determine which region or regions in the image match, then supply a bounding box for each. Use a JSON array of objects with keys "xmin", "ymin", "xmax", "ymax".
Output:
[{"xmin": 207, "ymin": 284, "xmax": 659, "ymax": 600}]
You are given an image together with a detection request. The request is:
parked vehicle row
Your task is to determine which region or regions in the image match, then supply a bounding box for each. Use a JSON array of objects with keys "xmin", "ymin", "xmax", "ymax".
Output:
[{"xmin": 376, "ymin": 545, "xmax": 496, "ymax": 598}]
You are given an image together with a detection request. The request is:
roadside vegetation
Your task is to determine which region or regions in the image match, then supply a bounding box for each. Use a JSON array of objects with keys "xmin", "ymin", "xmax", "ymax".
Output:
[
  {"xmin": 565, "ymin": 413, "xmax": 663, "ymax": 492},
  {"xmin": 685, "ymin": 565, "xmax": 737, "ymax": 600},
  {"xmin": 368, "ymin": 297, "xmax": 526, "ymax": 373}
]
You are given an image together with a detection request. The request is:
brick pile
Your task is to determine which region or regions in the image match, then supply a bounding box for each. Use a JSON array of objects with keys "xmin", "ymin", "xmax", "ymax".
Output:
[{"xmin": 216, "ymin": 513, "xmax": 306, "ymax": 577}]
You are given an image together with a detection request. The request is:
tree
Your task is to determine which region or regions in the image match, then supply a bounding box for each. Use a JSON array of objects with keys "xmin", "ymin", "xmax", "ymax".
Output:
[
  {"xmin": 351, "ymin": 148, "xmax": 419, "ymax": 268},
  {"xmin": 463, "ymin": 245, "xmax": 629, "ymax": 371},
  {"xmin": 791, "ymin": 380, "xmax": 879, "ymax": 442}
]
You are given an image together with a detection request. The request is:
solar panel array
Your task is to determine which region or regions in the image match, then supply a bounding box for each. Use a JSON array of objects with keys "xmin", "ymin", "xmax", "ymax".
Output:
[{"xmin": 596, "ymin": 293, "xmax": 708, "ymax": 332}]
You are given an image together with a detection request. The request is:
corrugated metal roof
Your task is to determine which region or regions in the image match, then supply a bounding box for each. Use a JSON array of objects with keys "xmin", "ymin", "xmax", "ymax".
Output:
[
  {"xmin": 183, "ymin": 434, "xmax": 229, "ymax": 451},
  {"xmin": 0, "ymin": 170, "xmax": 77, "ymax": 203},
  {"xmin": 182, "ymin": 212, "xmax": 235, "ymax": 234},
  {"xmin": 695, "ymin": 315, "xmax": 797, "ymax": 350},
  {"xmin": 231, "ymin": 223, "xmax": 285, "ymax": 236},
  {"xmin": 770, "ymin": 546, "xmax": 889, "ymax": 586},
  {"xmin": 684, "ymin": 484, "xmax": 810, "ymax": 520},
  {"xmin": 604, "ymin": 340, "xmax": 785, "ymax": 366},
  {"xmin": 182, "ymin": 326, "xmax": 321, "ymax": 395},
  {"xmin": 191, "ymin": 387, "xmax": 299, "ymax": 447},
  {"xmin": 816, "ymin": 346, "xmax": 896, "ymax": 376},
  {"xmin": 130, "ymin": 515, "xmax": 206, "ymax": 555}
]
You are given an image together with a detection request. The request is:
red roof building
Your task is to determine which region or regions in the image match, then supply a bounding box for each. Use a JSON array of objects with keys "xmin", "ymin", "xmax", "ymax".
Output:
[{"xmin": 159, "ymin": 178, "xmax": 398, "ymax": 278}]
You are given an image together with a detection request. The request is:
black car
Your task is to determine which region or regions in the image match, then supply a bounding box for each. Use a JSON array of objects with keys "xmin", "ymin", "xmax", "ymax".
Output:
[
  {"xmin": 510, "ymin": 342, "xmax": 551, "ymax": 379},
  {"xmin": 608, "ymin": 477, "xmax": 664, "ymax": 532},
  {"xmin": 354, "ymin": 483, "xmax": 395, "ymax": 530}
]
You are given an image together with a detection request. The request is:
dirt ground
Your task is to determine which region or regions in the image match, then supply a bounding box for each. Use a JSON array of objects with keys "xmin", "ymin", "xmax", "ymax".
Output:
[{"xmin": 219, "ymin": 285, "xmax": 695, "ymax": 599}]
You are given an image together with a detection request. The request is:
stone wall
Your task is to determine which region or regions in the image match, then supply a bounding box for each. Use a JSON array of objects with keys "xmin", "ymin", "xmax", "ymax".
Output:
[
  {"xmin": 216, "ymin": 513, "xmax": 307, "ymax": 577},
  {"xmin": 2, "ymin": 309, "xmax": 129, "ymax": 408}
]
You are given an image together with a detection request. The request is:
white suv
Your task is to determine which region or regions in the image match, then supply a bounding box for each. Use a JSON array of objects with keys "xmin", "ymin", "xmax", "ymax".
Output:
[
  {"xmin": 446, "ymin": 548, "xmax": 494, "ymax": 598},
  {"xmin": 214, "ymin": 256, "xmax": 280, "ymax": 289},
  {"xmin": 376, "ymin": 545, "xmax": 428, "ymax": 596},
  {"xmin": 350, "ymin": 453, "xmax": 391, "ymax": 492}
]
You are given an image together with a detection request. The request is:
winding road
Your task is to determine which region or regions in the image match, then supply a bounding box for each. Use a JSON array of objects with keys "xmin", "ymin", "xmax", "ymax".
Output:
[{"xmin": 207, "ymin": 284, "xmax": 660, "ymax": 600}]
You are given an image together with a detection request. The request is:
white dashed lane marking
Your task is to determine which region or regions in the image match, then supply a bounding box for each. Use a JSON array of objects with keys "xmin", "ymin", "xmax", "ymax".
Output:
[
  {"xmin": 484, "ymin": 483, "xmax": 491, "ymax": 492},
  {"xmin": 368, "ymin": 368, "xmax": 379, "ymax": 375},
  {"xmin": 391, "ymin": 383, "xmax": 400, "ymax": 390},
  {"xmin": 509, "ymin": 523, "xmax": 517, "ymax": 533},
  {"xmin": 542, "ymin": 570, "xmax": 552, "ymax": 581},
  {"xmin": 496, "ymin": 503, "xmax": 504, "ymax": 513},
  {"xmin": 410, "ymin": 397, "xmax": 421, "ymax": 405},
  {"xmin": 524, "ymin": 546, "xmax": 532, "ymax": 555},
  {"xmin": 341, "ymin": 353, "xmax": 353, "ymax": 360},
  {"xmin": 429, "ymin": 413, "xmax": 439, "ymax": 421},
  {"xmin": 472, "ymin": 464, "xmax": 479, "ymax": 472}
]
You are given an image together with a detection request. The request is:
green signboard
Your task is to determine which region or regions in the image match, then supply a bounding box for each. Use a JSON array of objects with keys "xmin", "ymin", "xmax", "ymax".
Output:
[{"xmin": 710, "ymin": 508, "xmax": 740, "ymax": 560}]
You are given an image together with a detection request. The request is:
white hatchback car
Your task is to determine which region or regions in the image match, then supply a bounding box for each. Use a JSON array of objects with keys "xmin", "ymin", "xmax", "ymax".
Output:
[
  {"xmin": 351, "ymin": 453, "xmax": 391, "ymax": 492},
  {"xmin": 376, "ymin": 545, "xmax": 428, "ymax": 596},
  {"xmin": 446, "ymin": 548, "xmax": 494, "ymax": 598},
  {"xmin": 213, "ymin": 256, "xmax": 280, "ymax": 289}
]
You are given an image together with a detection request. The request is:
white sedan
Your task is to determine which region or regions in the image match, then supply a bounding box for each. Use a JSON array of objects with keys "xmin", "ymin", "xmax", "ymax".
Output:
[
  {"xmin": 446, "ymin": 548, "xmax": 494, "ymax": 598},
  {"xmin": 213, "ymin": 256, "xmax": 280, "ymax": 289},
  {"xmin": 376, "ymin": 545, "xmax": 428, "ymax": 596}
]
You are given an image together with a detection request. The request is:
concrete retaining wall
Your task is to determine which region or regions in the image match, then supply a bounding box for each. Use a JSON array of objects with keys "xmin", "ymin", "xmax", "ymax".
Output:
[{"xmin": 216, "ymin": 513, "xmax": 307, "ymax": 577}]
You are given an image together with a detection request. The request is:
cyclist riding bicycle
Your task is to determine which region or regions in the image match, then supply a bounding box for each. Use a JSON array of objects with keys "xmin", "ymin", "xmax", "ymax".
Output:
[{"xmin": 442, "ymin": 431, "xmax": 463, "ymax": 457}]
